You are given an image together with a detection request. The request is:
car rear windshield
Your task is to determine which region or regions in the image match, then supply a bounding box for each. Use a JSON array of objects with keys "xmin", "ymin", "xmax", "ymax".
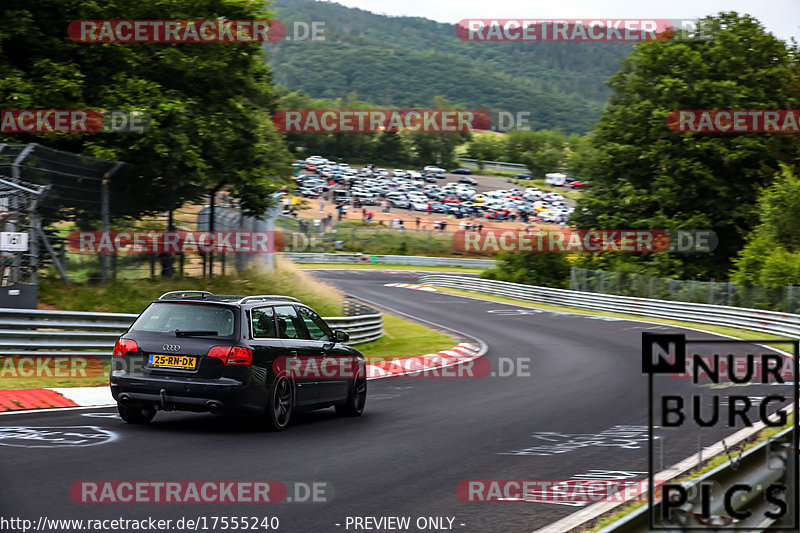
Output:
[{"xmin": 131, "ymin": 303, "xmax": 236, "ymax": 336}]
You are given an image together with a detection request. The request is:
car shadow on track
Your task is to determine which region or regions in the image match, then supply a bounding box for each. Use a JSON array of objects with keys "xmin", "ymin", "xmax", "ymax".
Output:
[{"xmin": 125, "ymin": 409, "xmax": 370, "ymax": 434}]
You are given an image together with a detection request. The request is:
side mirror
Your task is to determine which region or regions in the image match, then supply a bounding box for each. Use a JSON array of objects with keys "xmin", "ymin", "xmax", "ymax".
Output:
[{"xmin": 335, "ymin": 330, "xmax": 350, "ymax": 343}]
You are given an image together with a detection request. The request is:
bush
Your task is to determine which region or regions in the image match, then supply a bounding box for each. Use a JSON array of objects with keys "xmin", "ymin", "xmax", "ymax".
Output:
[{"xmin": 481, "ymin": 252, "xmax": 570, "ymax": 288}]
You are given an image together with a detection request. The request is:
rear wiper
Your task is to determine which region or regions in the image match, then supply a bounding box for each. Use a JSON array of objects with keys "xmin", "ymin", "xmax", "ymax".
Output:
[{"xmin": 174, "ymin": 330, "xmax": 218, "ymax": 337}]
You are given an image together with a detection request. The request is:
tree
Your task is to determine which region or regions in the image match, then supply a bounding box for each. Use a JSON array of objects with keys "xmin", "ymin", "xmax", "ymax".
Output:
[
  {"xmin": 465, "ymin": 133, "xmax": 505, "ymax": 170},
  {"xmin": 481, "ymin": 252, "xmax": 570, "ymax": 288},
  {"xmin": 372, "ymin": 131, "xmax": 411, "ymax": 165},
  {"xmin": 0, "ymin": 0, "xmax": 292, "ymax": 221},
  {"xmin": 275, "ymin": 88, "xmax": 379, "ymax": 162},
  {"xmin": 732, "ymin": 166, "xmax": 800, "ymax": 287},
  {"xmin": 405, "ymin": 96, "xmax": 472, "ymax": 167},
  {"xmin": 564, "ymin": 133, "xmax": 594, "ymax": 177},
  {"xmin": 503, "ymin": 129, "xmax": 566, "ymax": 177},
  {"xmin": 572, "ymin": 12, "xmax": 800, "ymax": 279}
]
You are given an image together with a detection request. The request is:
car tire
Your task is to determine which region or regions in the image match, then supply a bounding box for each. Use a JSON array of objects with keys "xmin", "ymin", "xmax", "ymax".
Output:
[
  {"xmin": 117, "ymin": 402, "xmax": 156, "ymax": 424},
  {"xmin": 265, "ymin": 375, "xmax": 294, "ymax": 431},
  {"xmin": 336, "ymin": 369, "xmax": 367, "ymax": 417}
]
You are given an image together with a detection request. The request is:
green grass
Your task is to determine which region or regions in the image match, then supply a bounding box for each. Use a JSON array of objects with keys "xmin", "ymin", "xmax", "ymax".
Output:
[
  {"xmin": 0, "ymin": 357, "xmax": 110, "ymax": 390},
  {"xmin": 39, "ymin": 262, "xmax": 344, "ymax": 316},
  {"xmin": 356, "ymin": 314, "xmax": 456, "ymax": 363},
  {"xmin": 0, "ymin": 313, "xmax": 456, "ymax": 390},
  {"xmin": 331, "ymin": 227, "xmax": 490, "ymax": 257}
]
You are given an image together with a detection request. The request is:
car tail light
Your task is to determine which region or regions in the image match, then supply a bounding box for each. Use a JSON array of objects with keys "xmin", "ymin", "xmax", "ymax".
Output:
[
  {"xmin": 207, "ymin": 346, "xmax": 230, "ymax": 362},
  {"xmin": 226, "ymin": 347, "xmax": 253, "ymax": 365},
  {"xmin": 113, "ymin": 338, "xmax": 138, "ymax": 357},
  {"xmin": 207, "ymin": 346, "xmax": 253, "ymax": 365}
]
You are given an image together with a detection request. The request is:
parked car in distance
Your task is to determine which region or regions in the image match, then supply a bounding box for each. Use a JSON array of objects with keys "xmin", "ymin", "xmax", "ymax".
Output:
[
  {"xmin": 333, "ymin": 190, "xmax": 351, "ymax": 204},
  {"xmin": 451, "ymin": 168, "xmax": 472, "ymax": 175},
  {"xmin": 388, "ymin": 198, "xmax": 409, "ymax": 208},
  {"xmin": 513, "ymin": 173, "xmax": 531, "ymax": 179},
  {"xmin": 458, "ymin": 176, "xmax": 478, "ymax": 185}
]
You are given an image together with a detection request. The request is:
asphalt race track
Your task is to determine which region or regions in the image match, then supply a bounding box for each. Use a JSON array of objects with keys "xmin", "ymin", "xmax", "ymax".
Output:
[{"xmin": 0, "ymin": 270, "xmax": 793, "ymax": 533}]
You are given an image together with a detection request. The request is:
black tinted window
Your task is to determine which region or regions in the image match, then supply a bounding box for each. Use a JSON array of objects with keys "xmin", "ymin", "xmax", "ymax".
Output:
[
  {"xmin": 131, "ymin": 303, "xmax": 235, "ymax": 336},
  {"xmin": 274, "ymin": 306, "xmax": 309, "ymax": 340},
  {"xmin": 298, "ymin": 306, "xmax": 333, "ymax": 341},
  {"xmin": 251, "ymin": 307, "xmax": 277, "ymax": 338}
]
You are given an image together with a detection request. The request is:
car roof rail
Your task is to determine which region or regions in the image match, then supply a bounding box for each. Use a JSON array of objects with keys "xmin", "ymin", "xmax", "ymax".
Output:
[
  {"xmin": 158, "ymin": 290, "xmax": 214, "ymax": 300},
  {"xmin": 238, "ymin": 295, "xmax": 301, "ymax": 305}
]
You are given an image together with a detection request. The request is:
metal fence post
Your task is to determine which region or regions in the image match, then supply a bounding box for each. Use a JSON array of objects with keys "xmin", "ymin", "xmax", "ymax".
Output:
[{"xmin": 100, "ymin": 162, "xmax": 122, "ymax": 282}]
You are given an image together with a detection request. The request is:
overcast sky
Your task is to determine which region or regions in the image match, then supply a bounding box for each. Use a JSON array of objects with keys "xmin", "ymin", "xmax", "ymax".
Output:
[{"xmin": 328, "ymin": 0, "xmax": 799, "ymax": 42}]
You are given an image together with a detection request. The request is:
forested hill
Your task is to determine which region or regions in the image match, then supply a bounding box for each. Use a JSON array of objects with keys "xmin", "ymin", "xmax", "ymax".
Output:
[{"xmin": 266, "ymin": 0, "xmax": 635, "ymax": 133}]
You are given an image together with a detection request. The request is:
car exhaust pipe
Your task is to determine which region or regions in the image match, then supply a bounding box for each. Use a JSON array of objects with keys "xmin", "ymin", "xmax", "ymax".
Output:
[
  {"xmin": 206, "ymin": 400, "xmax": 222, "ymax": 414},
  {"xmin": 119, "ymin": 393, "xmax": 130, "ymax": 404}
]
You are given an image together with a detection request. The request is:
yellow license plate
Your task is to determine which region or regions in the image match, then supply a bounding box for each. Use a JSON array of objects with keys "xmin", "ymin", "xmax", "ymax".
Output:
[{"xmin": 149, "ymin": 354, "xmax": 197, "ymax": 369}]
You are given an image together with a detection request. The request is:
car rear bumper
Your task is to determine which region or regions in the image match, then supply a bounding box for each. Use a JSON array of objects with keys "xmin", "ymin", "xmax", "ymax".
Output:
[{"xmin": 110, "ymin": 373, "xmax": 264, "ymax": 415}]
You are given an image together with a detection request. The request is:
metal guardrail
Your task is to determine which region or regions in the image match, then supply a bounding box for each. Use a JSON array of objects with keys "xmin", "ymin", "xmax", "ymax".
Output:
[
  {"xmin": 457, "ymin": 157, "xmax": 528, "ymax": 171},
  {"xmin": 418, "ymin": 275, "xmax": 800, "ymax": 338},
  {"xmin": 327, "ymin": 302, "xmax": 384, "ymax": 344},
  {"xmin": 418, "ymin": 275, "xmax": 800, "ymax": 531},
  {"xmin": 596, "ymin": 426, "xmax": 796, "ymax": 532},
  {"xmin": 0, "ymin": 302, "xmax": 383, "ymax": 356},
  {"xmin": 281, "ymin": 252, "xmax": 496, "ymax": 268}
]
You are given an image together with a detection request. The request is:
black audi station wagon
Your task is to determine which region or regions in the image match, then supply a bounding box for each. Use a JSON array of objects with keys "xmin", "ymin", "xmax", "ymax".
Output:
[{"xmin": 110, "ymin": 291, "xmax": 367, "ymax": 431}]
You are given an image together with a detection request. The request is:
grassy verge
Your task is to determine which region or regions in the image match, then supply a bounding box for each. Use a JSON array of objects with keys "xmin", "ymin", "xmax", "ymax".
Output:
[
  {"xmin": 39, "ymin": 260, "xmax": 344, "ymax": 316},
  {"xmin": 0, "ymin": 314, "xmax": 456, "ymax": 389},
  {"xmin": 433, "ymin": 286, "xmax": 792, "ymax": 349},
  {"xmin": 356, "ymin": 314, "xmax": 456, "ymax": 363},
  {"xmin": 0, "ymin": 357, "xmax": 110, "ymax": 390},
  {"xmin": 332, "ymin": 227, "xmax": 477, "ymax": 256}
]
